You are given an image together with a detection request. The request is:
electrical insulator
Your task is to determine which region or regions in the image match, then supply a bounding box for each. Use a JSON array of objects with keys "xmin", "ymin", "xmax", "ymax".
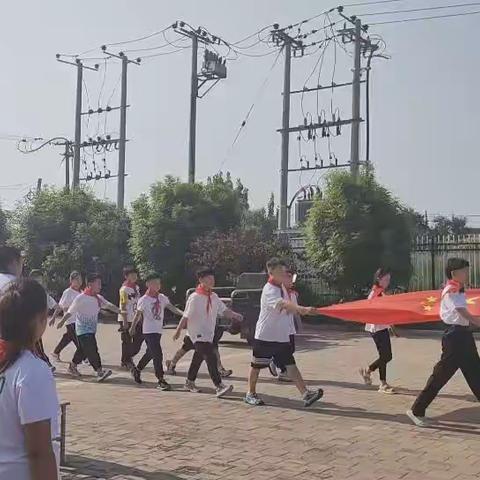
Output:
[{"xmin": 306, "ymin": 160, "xmax": 310, "ymax": 169}]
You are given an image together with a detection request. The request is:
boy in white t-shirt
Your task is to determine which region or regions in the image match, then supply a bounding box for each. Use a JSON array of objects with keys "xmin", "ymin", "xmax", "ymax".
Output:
[
  {"xmin": 173, "ymin": 268, "xmax": 243, "ymax": 398},
  {"xmin": 129, "ymin": 272, "xmax": 184, "ymax": 390},
  {"xmin": 245, "ymin": 258, "xmax": 323, "ymax": 407},
  {"xmin": 59, "ymin": 273, "xmax": 120, "ymax": 382},
  {"xmin": 50, "ymin": 271, "xmax": 83, "ymax": 361},
  {"xmin": 0, "ymin": 279, "xmax": 60, "ymax": 480},
  {"xmin": 407, "ymin": 258, "xmax": 480, "ymax": 427},
  {"xmin": 118, "ymin": 266, "xmax": 141, "ymax": 369}
]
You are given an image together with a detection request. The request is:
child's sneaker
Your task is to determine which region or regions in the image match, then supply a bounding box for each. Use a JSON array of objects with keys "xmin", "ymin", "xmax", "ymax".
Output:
[
  {"xmin": 359, "ymin": 367, "xmax": 372, "ymax": 385},
  {"xmin": 303, "ymin": 388, "xmax": 324, "ymax": 407},
  {"xmin": 244, "ymin": 392, "xmax": 265, "ymax": 406},
  {"xmin": 216, "ymin": 383, "xmax": 233, "ymax": 398},
  {"xmin": 184, "ymin": 380, "xmax": 201, "ymax": 393},
  {"xmin": 268, "ymin": 361, "xmax": 278, "ymax": 377},
  {"xmin": 67, "ymin": 363, "xmax": 81, "ymax": 378},
  {"xmin": 97, "ymin": 369, "xmax": 112, "ymax": 383},
  {"xmin": 277, "ymin": 371, "xmax": 291, "ymax": 382},
  {"xmin": 378, "ymin": 384, "xmax": 395, "ymax": 394},
  {"xmin": 51, "ymin": 352, "xmax": 61, "ymax": 362},
  {"xmin": 157, "ymin": 378, "xmax": 172, "ymax": 391},
  {"xmin": 406, "ymin": 409, "xmax": 430, "ymax": 428},
  {"xmin": 219, "ymin": 368, "xmax": 233, "ymax": 378},
  {"xmin": 165, "ymin": 360, "xmax": 176, "ymax": 376},
  {"xmin": 131, "ymin": 366, "xmax": 142, "ymax": 385}
]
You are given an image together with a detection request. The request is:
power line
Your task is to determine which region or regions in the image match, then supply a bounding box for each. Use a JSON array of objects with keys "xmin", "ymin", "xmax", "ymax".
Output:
[
  {"xmin": 369, "ymin": 8, "xmax": 480, "ymax": 24},
  {"xmin": 342, "ymin": 0, "xmax": 405, "ymax": 6},
  {"xmin": 360, "ymin": 2, "xmax": 480, "ymax": 16}
]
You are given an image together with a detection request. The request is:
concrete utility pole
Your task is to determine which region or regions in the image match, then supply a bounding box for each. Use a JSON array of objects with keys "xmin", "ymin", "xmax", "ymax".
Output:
[
  {"xmin": 63, "ymin": 141, "xmax": 73, "ymax": 191},
  {"xmin": 173, "ymin": 21, "xmax": 228, "ymax": 184},
  {"xmin": 350, "ymin": 18, "xmax": 362, "ymax": 179},
  {"xmin": 188, "ymin": 35, "xmax": 198, "ymax": 184}
]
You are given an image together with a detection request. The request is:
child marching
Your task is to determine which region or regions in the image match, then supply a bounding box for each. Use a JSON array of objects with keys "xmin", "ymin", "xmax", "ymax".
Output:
[
  {"xmin": 173, "ymin": 268, "xmax": 242, "ymax": 398},
  {"xmin": 407, "ymin": 258, "xmax": 480, "ymax": 427},
  {"xmin": 129, "ymin": 272, "xmax": 184, "ymax": 389}
]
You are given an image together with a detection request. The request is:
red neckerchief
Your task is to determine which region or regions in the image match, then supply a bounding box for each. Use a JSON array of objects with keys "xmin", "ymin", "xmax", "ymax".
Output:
[
  {"xmin": 369, "ymin": 285, "xmax": 384, "ymax": 298},
  {"xmin": 196, "ymin": 285, "xmax": 213, "ymax": 313},
  {"xmin": 83, "ymin": 287, "xmax": 101, "ymax": 307},
  {"xmin": 268, "ymin": 276, "xmax": 285, "ymax": 298},
  {"xmin": 123, "ymin": 281, "xmax": 137, "ymax": 290},
  {"xmin": 0, "ymin": 339, "xmax": 13, "ymax": 364},
  {"xmin": 443, "ymin": 279, "xmax": 464, "ymax": 297},
  {"xmin": 146, "ymin": 288, "xmax": 160, "ymax": 315}
]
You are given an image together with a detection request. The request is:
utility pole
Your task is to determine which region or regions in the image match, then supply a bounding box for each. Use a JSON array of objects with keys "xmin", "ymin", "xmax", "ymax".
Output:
[
  {"xmin": 173, "ymin": 21, "xmax": 228, "ymax": 184},
  {"xmin": 350, "ymin": 18, "xmax": 362, "ymax": 178},
  {"xmin": 56, "ymin": 55, "xmax": 99, "ymax": 189},
  {"xmin": 63, "ymin": 141, "xmax": 72, "ymax": 190},
  {"xmin": 101, "ymin": 47, "xmax": 141, "ymax": 209}
]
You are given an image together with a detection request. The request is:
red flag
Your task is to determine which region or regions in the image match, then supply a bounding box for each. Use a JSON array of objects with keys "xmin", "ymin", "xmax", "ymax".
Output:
[{"xmin": 316, "ymin": 289, "xmax": 480, "ymax": 325}]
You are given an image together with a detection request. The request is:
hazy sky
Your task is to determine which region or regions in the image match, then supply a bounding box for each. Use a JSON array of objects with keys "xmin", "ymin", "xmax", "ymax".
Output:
[{"xmin": 0, "ymin": 0, "xmax": 478, "ymax": 224}]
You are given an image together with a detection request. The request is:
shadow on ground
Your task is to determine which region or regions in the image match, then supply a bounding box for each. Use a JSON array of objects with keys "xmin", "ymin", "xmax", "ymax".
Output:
[{"xmin": 62, "ymin": 454, "xmax": 189, "ymax": 480}]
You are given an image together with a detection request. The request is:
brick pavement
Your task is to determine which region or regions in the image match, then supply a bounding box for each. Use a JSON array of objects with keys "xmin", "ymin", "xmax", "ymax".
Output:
[{"xmin": 42, "ymin": 324, "xmax": 480, "ymax": 480}]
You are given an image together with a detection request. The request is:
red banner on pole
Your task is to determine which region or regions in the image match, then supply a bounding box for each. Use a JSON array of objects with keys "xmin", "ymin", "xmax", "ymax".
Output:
[{"xmin": 316, "ymin": 289, "xmax": 480, "ymax": 325}]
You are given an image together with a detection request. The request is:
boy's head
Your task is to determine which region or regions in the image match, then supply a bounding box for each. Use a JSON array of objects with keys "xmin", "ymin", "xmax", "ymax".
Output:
[
  {"xmin": 145, "ymin": 272, "xmax": 161, "ymax": 294},
  {"xmin": 197, "ymin": 267, "xmax": 215, "ymax": 290},
  {"xmin": 123, "ymin": 266, "xmax": 138, "ymax": 284},
  {"xmin": 29, "ymin": 269, "xmax": 45, "ymax": 287},
  {"xmin": 70, "ymin": 271, "xmax": 82, "ymax": 290},
  {"xmin": 0, "ymin": 246, "xmax": 24, "ymax": 277},
  {"xmin": 266, "ymin": 257, "xmax": 287, "ymax": 284},
  {"xmin": 374, "ymin": 267, "xmax": 391, "ymax": 290},
  {"xmin": 446, "ymin": 258, "xmax": 470, "ymax": 284},
  {"xmin": 284, "ymin": 268, "xmax": 297, "ymax": 289},
  {"xmin": 86, "ymin": 273, "xmax": 102, "ymax": 294}
]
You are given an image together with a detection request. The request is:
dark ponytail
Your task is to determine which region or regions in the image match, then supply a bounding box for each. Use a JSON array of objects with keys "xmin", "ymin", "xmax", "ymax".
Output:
[{"xmin": 0, "ymin": 279, "xmax": 47, "ymax": 374}]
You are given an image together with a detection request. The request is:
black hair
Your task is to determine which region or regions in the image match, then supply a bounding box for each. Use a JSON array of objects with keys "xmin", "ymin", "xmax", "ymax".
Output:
[
  {"xmin": 446, "ymin": 258, "xmax": 470, "ymax": 280},
  {"xmin": 0, "ymin": 246, "xmax": 22, "ymax": 273},
  {"xmin": 196, "ymin": 267, "xmax": 215, "ymax": 280},
  {"xmin": 29, "ymin": 269, "xmax": 44, "ymax": 278},
  {"xmin": 123, "ymin": 266, "xmax": 138, "ymax": 278},
  {"xmin": 0, "ymin": 279, "xmax": 47, "ymax": 374},
  {"xmin": 70, "ymin": 271, "xmax": 82, "ymax": 282},
  {"xmin": 86, "ymin": 272, "xmax": 102, "ymax": 284},
  {"xmin": 266, "ymin": 257, "xmax": 287, "ymax": 272},
  {"xmin": 285, "ymin": 266, "xmax": 296, "ymax": 275},
  {"xmin": 144, "ymin": 272, "xmax": 161, "ymax": 282},
  {"xmin": 373, "ymin": 267, "xmax": 391, "ymax": 286}
]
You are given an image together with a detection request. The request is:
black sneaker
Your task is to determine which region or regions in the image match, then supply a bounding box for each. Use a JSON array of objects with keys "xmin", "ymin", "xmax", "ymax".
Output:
[
  {"xmin": 157, "ymin": 379, "xmax": 172, "ymax": 391},
  {"xmin": 131, "ymin": 367, "xmax": 142, "ymax": 385},
  {"xmin": 303, "ymin": 388, "xmax": 324, "ymax": 407}
]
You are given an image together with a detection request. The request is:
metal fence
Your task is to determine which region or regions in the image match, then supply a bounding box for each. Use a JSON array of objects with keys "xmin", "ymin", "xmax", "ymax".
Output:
[{"xmin": 410, "ymin": 234, "xmax": 480, "ymax": 291}]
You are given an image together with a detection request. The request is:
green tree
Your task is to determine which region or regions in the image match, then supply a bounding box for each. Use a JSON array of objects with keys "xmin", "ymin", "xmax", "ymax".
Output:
[
  {"xmin": 305, "ymin": 170, "xmax": 412, "ymax": 297},
  {"xmin": 10, "ymin": 188, "xmax": 131, "ymax": 298},
  {"xmin": 243, "ymin": 193, "xmax": 277, "ymax": 241},
  {"xmin": 432, "ymin": 215, "xmax": 467, "ymax": 236},
  {"xmin": 130, "ymin": 174, "xmax": 248, "ymax": 297},
  {"xmin": 0, "ymin": 204, "xmax": 8, "ymax": 244}
]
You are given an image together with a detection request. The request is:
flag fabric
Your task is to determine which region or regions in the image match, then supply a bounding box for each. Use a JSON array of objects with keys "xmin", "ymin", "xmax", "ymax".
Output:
[{"xmin": 316, "ymin": 289, "xmax": 480, "ymax": 325}]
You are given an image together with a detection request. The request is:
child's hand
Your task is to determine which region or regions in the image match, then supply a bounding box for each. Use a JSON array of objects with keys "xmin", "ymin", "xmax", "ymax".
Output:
[{"xmin": 173, "ymin": 330, "xmax": 181, "ymax": 341}]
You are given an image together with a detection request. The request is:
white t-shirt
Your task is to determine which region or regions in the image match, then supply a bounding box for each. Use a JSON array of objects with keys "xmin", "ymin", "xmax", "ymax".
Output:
[
  {"xmin": 137, "ymin": 293, "xmax": 170, "ymax": 334},
  {"xmin": 0, "ymin": 273, "xmax": 16, "ymax": 296},
  {"xmin": 118, "ymin": 284, "xmax": 140, "ymax": 323},
  {"xmin": 184, "ymin": 292, "xmax": 227, "ymax": 344},
  {"xmin": 58, "ymin": 287, "xmax": 81, "ymax": 326},
  {"xmin": 0, "ymin": 350, "xmax": 60, "ymax": 480},
  {"xmin": 287, "ymin": 291, "xmax": 298, "ymax": 335},
  {"xmin": 255, "ymin": 283, "xmax": 292, "ymax": 343},
  {"xmin": 440, "ymin": 285, "xmax": 468, "ymax": 326},
  {"xmin": 365, "ymin": 288, "xmax": 390, "ymax": 333},
  {"xmin": 67, "ymin": 292, "xmax": 107, "ymax": 336}
]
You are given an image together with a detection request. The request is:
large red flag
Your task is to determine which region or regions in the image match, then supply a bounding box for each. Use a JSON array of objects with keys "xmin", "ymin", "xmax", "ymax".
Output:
[{"xmin": 316, "ymin": 289, "xmax": 480, "ymax": 325}]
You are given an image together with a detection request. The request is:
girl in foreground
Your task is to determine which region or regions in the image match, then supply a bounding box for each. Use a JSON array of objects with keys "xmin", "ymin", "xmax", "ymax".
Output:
[{"xmin": 0, "ymin": 279, "xmax": 59, "ymax": 480}]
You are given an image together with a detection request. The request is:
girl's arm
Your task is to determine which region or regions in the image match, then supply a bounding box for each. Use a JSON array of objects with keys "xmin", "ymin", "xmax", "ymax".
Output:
[
  {"xmin": 56, "ymin": 312, "xmax": 72, "ymax": 330},
  {"xmin": 24, "ymin": 419, "xmax": 59, "ymax": 480}
]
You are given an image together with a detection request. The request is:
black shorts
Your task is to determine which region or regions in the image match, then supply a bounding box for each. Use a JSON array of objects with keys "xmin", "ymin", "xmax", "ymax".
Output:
[
  {"xmin": 251, "ymin": 340, "xmax": 296, "ymax": 369},
  {"xmin": 182, "ymin": 335, "xmax": 195, "ymax": 352}
]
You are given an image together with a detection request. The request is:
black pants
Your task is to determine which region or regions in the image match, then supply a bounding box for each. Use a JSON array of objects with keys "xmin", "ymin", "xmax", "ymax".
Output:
[
  {"xmin": 412, "ymin": 326, "xmax": 480, "ymax": 417},
  {"xmin": 36, "ymin": 339, "xmax": 52, "ymax": 367},
  {"xmin": 73, "ymin": 333, "xmax": 101, "ymax": 371},
  {"xmin": 54, "ymin": 324, "xmax": 78, "ymax": 355},
  {"xmin": 120, "ymin": 322, "xmax": 144, "ymax": 366},
  {"xmin": 368, "ymin": 329, "xmax": 392, "ymax": 382},
  {"xmin": 137, "ymin": 333, "xmax": 164, "ymax": 380},
  {"xmin": 187, "ymin": 341, "xmax": 222, "ymax": 387},
  {"xmin": 277, "ymin": 335, "xmax": 296, "ymax": 373}
]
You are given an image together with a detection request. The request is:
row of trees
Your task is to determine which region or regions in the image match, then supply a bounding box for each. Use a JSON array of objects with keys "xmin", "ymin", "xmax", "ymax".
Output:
[{"xmin": 0, "ymin": 169, "xmax": 467, "ymax": 302}]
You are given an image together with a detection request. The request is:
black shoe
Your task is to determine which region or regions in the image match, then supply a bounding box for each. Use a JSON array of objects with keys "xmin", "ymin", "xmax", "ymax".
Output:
[
  {"xmin": 157, "ymin": 379, "xmax": 172, "ymax": 391},
  {"xmin": 131, "ymin": 367, "xmax": 142, "ymax": 385},
  {"xmin": 303, "ymin": 388, "xmax": 324, "ymax": 407}
]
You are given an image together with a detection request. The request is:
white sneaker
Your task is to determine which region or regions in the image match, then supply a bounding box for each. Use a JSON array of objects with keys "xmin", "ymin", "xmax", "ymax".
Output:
[
  {"xmin": 268, "ymin": 361, "xmax": 278, "ymax": 377},
  {"xmin": 97, "ymin": 369, "xmax": 112, "ymax": 383},
  {"xmin": 51, "ymin": 353, "xmax": 61, "ymax": 362},
  {"xmin": 378, "ymin": 384, "xmax": 396, "ymax": 394},
  {"xmin": 184, "ymin": 380, "xmax": 201, "ymax": 393},
  {"xmin": 67, "ymin": 363, "xmax": 81, "ymax": 378},
  {"xmin": 359, "ymin": 368, "xmax": 372, "ymax": 385},
  {"xmin": 277, "ymin": 371, "xmax": 292, "ymax": 382},
  {"xmin": 406, "ymin": 410, "xmax": 430, "ymax": 428},
  {"xmin": 216, "ymin": 384, "xmax": 233, "ymax": 398}
]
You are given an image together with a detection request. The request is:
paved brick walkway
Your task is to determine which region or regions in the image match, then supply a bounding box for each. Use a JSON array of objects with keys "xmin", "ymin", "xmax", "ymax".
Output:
[{"xmin": 42, "ymin": 324, "xmax": 480, "ymax": 480}]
